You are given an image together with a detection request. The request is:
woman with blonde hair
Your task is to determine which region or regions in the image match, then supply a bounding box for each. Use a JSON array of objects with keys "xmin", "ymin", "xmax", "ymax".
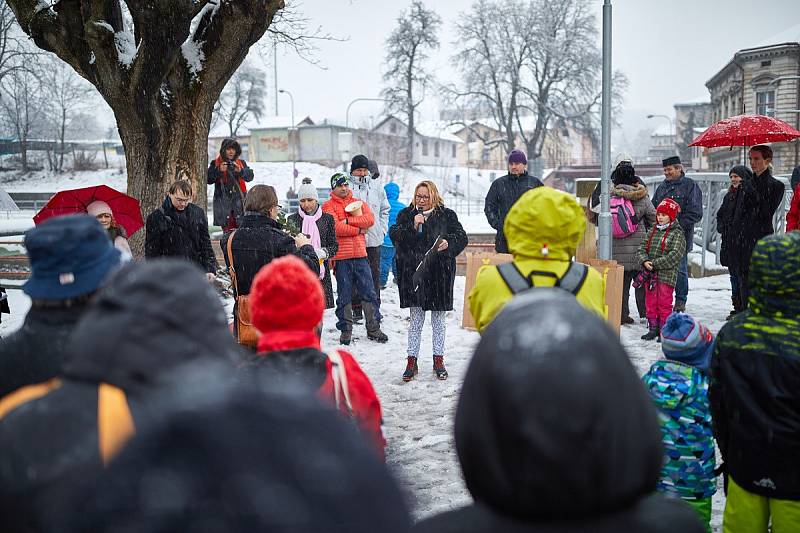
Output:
[
  {"xmin": 389, "ymin": 180, "xmax": 468, "ymax": 381},
  {"xmin": 87, "ymin": 200, "xmax": 132, "ymax": 259}
]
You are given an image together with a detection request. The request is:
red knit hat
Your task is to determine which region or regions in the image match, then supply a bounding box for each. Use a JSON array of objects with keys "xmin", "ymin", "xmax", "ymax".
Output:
[
  {"xmin": 656, "ymin": 198, "xmax": 681, "ymax": 221},
  {"xmin": 249, "ymin": 255, "xmax": 324, "ymax": 335}
]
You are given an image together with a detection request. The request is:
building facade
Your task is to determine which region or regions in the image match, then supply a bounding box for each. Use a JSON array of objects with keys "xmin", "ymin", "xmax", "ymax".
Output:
[{"xmin": 705, "ymin": 27, "xmax": 800, "ymax": 174}]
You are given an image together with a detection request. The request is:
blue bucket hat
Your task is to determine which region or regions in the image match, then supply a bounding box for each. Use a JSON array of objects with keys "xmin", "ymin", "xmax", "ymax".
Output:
[
  {"xmin": 23, "ymin": 215, "xmax": 122, "ymax": 300},
  {"xmin": 660, "ymin": 312, "xmax": 714, "ymax": 371}
]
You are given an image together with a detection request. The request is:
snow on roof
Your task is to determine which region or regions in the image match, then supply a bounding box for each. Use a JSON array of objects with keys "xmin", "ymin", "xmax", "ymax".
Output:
[
  {"xmin": 651, "ymin": 123, "xmax": 674, "ymax": 137},
  {"xmin": 747, "ymin": 22, "xmax": 800, "ymax": 50},
  {"xmin": 250, "ymin": 116, "xmax": 312, "ymax": 130},
  {"xmin": 415, "ymin": 121, "xmax": 464, "ymax": 143}
]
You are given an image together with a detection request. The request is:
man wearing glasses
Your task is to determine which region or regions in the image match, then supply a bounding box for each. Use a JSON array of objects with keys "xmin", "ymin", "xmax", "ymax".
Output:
[{"xmin": 145, "ymin": 179, "xmax": 218, "ymax": 282}]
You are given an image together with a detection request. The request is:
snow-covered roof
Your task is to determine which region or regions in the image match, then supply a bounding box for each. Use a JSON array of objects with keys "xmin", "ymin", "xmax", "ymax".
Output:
[
  {"xmin": 249, "ymin": 116, "xmax": 314, "ymax": 130},
  {"xmin": 746, "ymin": 22, "xmax": 800, "ymax": 50},
  {"xmin": 651, "ymin": 123, "xmax": 674, "ymax": 137},
  {"xmin": 415, "ymin": 121, "xmax": 464, "ymax": 143}
]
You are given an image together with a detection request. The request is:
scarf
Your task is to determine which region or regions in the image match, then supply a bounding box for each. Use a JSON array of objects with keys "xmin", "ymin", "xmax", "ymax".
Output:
[
  {"xmin": 646, "ymin": 221, "xmax": 675, "ymax": 254},
  {"xmin": 298, "ymin": 206, "xmax": 325, "ymax": 279}
]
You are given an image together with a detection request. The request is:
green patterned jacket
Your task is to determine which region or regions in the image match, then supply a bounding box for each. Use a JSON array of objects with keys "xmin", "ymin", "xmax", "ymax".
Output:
[
  {"xmin": 709, "ymin": 232, "xmax": 800, "ymax": 500},
  {"xmin": 636, "ymin": 220, "xmax": 686, "ymax": 287}
]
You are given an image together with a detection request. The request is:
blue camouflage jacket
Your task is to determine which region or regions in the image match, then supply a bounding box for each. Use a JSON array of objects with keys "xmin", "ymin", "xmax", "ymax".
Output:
[{"xmin": 642, "ymin": 359, "xmax": 717, "ymax": 500}]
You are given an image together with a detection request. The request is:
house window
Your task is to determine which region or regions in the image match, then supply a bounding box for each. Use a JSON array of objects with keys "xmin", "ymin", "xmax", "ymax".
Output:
[
  {"xmin": 451, "ymin": 144, "xmax": 456, "ymax": 158},
  {"xmin": 422, "ymin": 140, "xmax": 429, "ymax": 156},
  {"xmin": 761, "ymin": 60, "xmax": 771, "ymax": 67},
  {"xmin": 756, "ymin": 90, "xmax": 775, "ymax": 116},
  {"xmin": 390, "ymin": 122, "xmax": 397, "ymax": 133},
  {"xmin": 434, "ymin": 141, "xmax": 440, "ymax": 157}
]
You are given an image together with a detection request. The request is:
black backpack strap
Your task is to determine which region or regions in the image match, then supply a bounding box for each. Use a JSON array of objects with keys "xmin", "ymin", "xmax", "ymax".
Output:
[
  {"xmin": 497, "ymin": 262, "xmax": 531, "ymax": 294},
  {"xmin": 557, "ymin": 262, "xmax": 589, "ymax": 295}
]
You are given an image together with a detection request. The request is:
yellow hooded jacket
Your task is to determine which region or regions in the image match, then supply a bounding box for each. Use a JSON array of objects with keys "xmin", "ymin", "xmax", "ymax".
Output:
[{"xmin": 468, "ymin": 187, "xmax": 607, "ymax": 333}]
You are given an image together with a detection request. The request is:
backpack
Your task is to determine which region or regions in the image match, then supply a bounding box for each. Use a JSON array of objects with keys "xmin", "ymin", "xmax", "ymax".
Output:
[
  {"xmin": 610, "ymin": 196, "xmax": 639, "ymax": 238},
  {"xmin": 497, "ymin": 261, "xmax": 589, "ymax": 297}
]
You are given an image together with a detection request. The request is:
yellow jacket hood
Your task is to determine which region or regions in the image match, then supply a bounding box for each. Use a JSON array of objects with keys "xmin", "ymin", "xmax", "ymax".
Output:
[{"xmin": 504, "ymin": 187, "xmax": 586, "ymax": 261}]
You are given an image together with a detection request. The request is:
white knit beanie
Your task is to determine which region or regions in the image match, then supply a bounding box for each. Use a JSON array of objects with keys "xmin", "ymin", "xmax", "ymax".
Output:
[{"xmin": 296, "ymin": 178, "xmax": 318, "ymax": 201}]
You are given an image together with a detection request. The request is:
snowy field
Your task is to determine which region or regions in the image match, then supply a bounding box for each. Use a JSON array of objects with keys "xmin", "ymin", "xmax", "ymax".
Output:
[{"xmin": 1, "ymin": 273, "xmax": 732, "ymax": 530}]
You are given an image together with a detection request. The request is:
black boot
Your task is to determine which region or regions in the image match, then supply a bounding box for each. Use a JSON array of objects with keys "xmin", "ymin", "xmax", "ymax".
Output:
[
  {"xmin": 362, "ymin": 302, "xmax": 388, "ymax": 343},
  {"xmin": 402, "ymin": 356, "xmax": 418, "ymax": 382},
  {"xmin": 641, "ymin": 326, "xmax": 660, "ymax": 341}
]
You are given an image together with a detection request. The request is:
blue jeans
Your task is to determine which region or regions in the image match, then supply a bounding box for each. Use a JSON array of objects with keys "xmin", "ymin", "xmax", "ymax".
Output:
[
  {"xmin": 335, "ymin": 258, "xmax": 380, "ymax": 331},
  {"xmin": 380, "ymin": 245, "xmax": 397, "ymax": 285},
  {"xmin": 675, "ymin": 253, "xmax": 688, "ymax": 304}
]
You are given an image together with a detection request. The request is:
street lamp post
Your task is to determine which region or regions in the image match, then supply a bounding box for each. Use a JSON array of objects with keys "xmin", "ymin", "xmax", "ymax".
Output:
[
  {"xmin": 598, "ymin": 0, "xmax": 613, "ymax": 260},
  {"xmin": 345, "ymin": 97, "xmax": 391, "ymax": 128},
  {"xmin": 279, "ymin": 89, "xmax": 297, "ymax": 191},
  {"xmin": 646, "ymin": 114, "xmax": 675, "ymax": 136}
]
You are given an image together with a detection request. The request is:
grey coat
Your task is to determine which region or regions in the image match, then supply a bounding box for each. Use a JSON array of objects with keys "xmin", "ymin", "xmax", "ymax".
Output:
[{"xmin": 611, "ymin": 184, "xmax": 656, "ymax": 271}]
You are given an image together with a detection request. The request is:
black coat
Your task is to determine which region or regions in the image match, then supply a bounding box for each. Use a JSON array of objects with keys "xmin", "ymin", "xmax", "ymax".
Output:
[
  {"xmin": 0, "ymin": 261, "xmax": 241, "ymax": 531},
  {"xmin": 390, "ymin": 206, "xmax": 468, "ymax": 311},
  {"xmin": 207, "ymin": 138, "xmax": 255, "ymax": 227},
  {"xmin": 289, "ymin": 211, "xmax": 338, "ymax": 309},
  {"xmin": 709, "ymin": 233, "xmax": 800, "ymax": 500},
  {"xmin": 0, "ymin": 305, "xmax": 88, "ymax": 398},
  {"xmin": 221, "ymin": 213, "xmax": 319, "ymax": 297},
  {"xmin": 414, "ymin": 289, "xmax": 703, "ymax": 533},
  {"xmin": 716, "ymin": 183, "xmax": 755, "ymax": 272},
  {"xmin": 484, "ymin": 172, "xmax": 544, "ymax": 253},
  {"xmin": 145, "ymin": 196, "xmax": 217, "ymax": 273},
  {"xmin": 651, "ymin": 173, "xmax": 703, "ymax": 247},
  {"xmin": 749, "ymin": 168, "xmax": 786, "ymax": 240}
]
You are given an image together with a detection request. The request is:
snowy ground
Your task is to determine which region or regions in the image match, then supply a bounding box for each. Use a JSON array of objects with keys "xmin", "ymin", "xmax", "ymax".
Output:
[{"xmin": 0, "ymin": 272, "xmax": 732, "ymax": 530}]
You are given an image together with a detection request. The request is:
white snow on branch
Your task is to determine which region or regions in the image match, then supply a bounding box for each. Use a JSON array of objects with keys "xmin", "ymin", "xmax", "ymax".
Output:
[
  {"xmin": 181, "ymin": 38, "xmax": 205, "ymax": 78},
  {"xmin": 180, "ymin": 0, "xmax": 221, "ymax": 80},
  {"xmin": 92, "ymin": 21, "xmax": 139, "ymax": 68},
  {"xmin": 34, "ymin": 0, "xmax": 54, "ymax": 13}
]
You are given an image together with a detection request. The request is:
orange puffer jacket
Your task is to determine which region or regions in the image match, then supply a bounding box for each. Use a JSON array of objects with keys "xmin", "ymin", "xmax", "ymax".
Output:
[{"xmin": 322, "ymin": 191, "xmax": 374, "ymax": 260}]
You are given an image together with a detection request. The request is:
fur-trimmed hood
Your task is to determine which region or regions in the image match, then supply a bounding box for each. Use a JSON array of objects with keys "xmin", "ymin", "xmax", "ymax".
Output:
[{"xmin": 612, "ymin": 183, "xmax": 648, "ymax": 202}]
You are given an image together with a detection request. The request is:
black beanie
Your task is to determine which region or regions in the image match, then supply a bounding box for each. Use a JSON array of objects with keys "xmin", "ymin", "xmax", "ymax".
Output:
[{"xmin": 350, "ymin": 155, "xmax": 369, "ymax": 173}]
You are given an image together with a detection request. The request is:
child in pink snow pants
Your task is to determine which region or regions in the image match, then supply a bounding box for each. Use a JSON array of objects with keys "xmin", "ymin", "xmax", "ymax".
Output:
[{"xmin": 636, "ymin": 198, "xmax": 686, "ymax": 342}]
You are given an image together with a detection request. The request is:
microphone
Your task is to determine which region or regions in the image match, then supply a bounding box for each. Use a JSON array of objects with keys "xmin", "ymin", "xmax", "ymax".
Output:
[{"xmin": 417, "ymin": 209, "xmax": 424, "ymax": 234}]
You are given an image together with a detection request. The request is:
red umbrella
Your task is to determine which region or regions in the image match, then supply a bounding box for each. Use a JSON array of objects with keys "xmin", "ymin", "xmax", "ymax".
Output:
[
  {"xmin": 33, "ymin": 185, "xmax": 144, "ymax": 237},
  {"xmin": 689, "ymin": 114, "xmax": 800, "ymax": 148}
]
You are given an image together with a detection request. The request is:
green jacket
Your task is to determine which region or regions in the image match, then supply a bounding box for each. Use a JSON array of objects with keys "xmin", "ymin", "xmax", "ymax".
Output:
[
  {"xmin": 636, "ymin": 220, "xmax": 686, "ymax": 288},
  {"xmin": 709, "ymin": 232, "xmax": 800, "ymax": 500}
]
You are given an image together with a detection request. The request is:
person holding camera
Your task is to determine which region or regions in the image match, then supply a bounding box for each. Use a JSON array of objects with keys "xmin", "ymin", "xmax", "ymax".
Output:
[{"xmin": 208, "ymin": 138, "xmax": 254, "ymax": 232}]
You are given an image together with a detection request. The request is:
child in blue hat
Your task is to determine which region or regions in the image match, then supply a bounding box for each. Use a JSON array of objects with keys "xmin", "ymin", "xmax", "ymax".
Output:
[{"xmin": 642, "ymin": 311, "xmax": 717, "ymax": 532}]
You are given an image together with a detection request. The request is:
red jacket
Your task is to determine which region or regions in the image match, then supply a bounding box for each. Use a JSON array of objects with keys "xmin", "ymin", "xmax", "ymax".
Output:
[
  {"xmin": 252, "ymin": 331, "xmax": 386, "ymax": 460},
  {"xmin": 318, "ymin": 351, "xmax": 386, "ymax": 460},
  {"xmin": 322, "ymin": 191, "xmax": 374, "ymax": 260},
  {"xmin": 787, "ymin": 184, "xmax": 800, "ymax": 232}
]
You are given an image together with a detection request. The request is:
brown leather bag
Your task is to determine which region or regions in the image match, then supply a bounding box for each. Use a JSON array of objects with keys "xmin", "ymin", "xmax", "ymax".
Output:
[{"xmin": 226, "ymin": 231, "xmax": 258, "ymax": 348}]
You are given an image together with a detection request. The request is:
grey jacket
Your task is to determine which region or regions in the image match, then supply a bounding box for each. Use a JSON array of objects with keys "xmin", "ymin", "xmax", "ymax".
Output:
[
  {"xmin": 350, "ymin": 174, "xmax": 390, "ymax": 248},
  {"xmin": 611, "ymin": 184, "xmax": 656, "ymax": 271}
]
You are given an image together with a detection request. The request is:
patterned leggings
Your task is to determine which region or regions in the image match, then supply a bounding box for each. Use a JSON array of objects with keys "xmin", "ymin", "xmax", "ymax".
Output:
[{"xmin": 407, "ymin": 307, "xmax": 446, "ymax": 358}]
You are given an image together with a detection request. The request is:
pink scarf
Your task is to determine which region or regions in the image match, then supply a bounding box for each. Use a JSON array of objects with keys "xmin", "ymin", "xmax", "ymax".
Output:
[{"xmin": 298, "ymin": 207, "xmax": 325, "ymax": 279}]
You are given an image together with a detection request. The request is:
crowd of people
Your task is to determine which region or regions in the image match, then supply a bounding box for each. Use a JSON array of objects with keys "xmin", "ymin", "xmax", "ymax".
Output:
[{"xmin": 0, "ymin": 141, "xmax": 798, "ymax": 531}]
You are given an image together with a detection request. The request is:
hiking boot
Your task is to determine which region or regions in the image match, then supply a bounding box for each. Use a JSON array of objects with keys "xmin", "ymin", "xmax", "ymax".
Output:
[
  {"xmin": 339, "ymin": 329, "xmax": 352, "ymax": 345},
  {"xmin": 402, "ymin": 356, "xmax": 418, "ymax": 382},
  {"xmin": 433, "ymin": 355, "xmax": 448, "ymax": 380},
  {"xmin": 362, "ymin": 301, "xmax": 388, "ymax": 343},
  {"xmin": 367, "ymin": 329, "xmax": 388, "ymax": 343},
  {"xmin": 621, "ymin": 316, "xmax": 635, "ymax": 325},
  {"xmin": 641, "ymin": 327, "xmax": 660, "ymax": 341},
  {"xmin": 673, "ymin": 301, "xmax": 686, "ymax": 313}
]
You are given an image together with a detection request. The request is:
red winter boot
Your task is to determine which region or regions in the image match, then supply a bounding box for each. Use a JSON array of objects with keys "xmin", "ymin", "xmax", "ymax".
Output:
[{"xmin": 433, "ymin": 355, "xmax": 448, "ymax": 380}]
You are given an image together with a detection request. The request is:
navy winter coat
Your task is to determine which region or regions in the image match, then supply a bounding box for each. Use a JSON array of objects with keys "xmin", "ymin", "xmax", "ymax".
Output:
[
  {"xmin": 651, "ymin": 173, "xmax": 703, "ymax": 248},
  {"xmin": 484, "ymin": 172, "xmax": 544, "ymax": 253}
]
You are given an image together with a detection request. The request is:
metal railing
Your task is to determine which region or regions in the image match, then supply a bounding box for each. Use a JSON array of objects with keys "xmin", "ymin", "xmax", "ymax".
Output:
[{"xmin": 639, "ymin": 173, "xmax": 793, "ymax": 276}]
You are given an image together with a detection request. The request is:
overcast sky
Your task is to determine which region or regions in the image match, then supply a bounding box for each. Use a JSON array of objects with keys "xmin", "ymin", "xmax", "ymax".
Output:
[{"xmin": 258, "ymin": 0, "xmax": 800, "ymax": 142}]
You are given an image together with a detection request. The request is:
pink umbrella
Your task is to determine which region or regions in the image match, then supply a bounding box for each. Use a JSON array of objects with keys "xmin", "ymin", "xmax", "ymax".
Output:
[{"xmin": 689, "ymin": 114, "xmax": 800, "ymax": 148}]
